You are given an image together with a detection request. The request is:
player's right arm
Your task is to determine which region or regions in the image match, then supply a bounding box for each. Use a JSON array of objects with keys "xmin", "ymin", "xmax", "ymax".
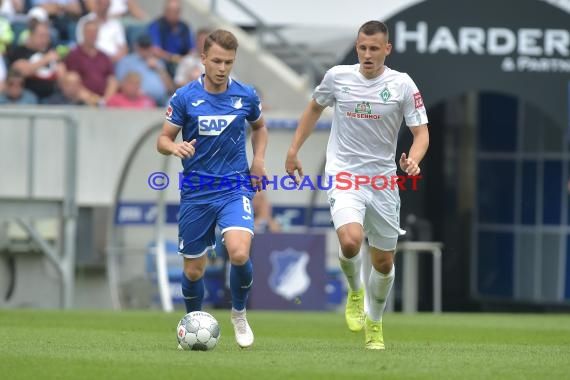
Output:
[
  {"xmin": 157, "ymin": 91, "xmax": 195, "ymax": 158},
  {"xmin": 285, "ymin": 99, "xmax": 325, "ymax": 182},
  {"xmin": 156, "ymin": 122, "xmax": 196, "ymax": 159}
]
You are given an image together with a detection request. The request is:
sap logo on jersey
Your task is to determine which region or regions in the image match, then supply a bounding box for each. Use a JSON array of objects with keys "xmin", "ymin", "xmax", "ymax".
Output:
[{"xmin": 198, "ymin": 115, "xmax": 237, "ymax": 136}]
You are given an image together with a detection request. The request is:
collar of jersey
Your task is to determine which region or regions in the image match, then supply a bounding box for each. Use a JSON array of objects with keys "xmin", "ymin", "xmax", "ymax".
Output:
[{"xmin": 198, "ymin": 74, "xmax": 233, "ymax": 90}]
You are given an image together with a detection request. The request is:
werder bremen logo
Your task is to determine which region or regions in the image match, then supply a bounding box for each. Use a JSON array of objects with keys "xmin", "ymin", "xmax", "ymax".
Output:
[
  {"xmin": 379, "ymin": 88, "xmax": 391, "ymax": 102},
  {"xmin": 355, "ymin": 101, "xmax": 372, "ymax": 114}
]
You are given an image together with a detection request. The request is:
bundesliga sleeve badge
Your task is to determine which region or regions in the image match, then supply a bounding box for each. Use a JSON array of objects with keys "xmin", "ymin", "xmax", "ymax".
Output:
[{"xmin": 413, "ymin": 92, "xmax": 424, "ymax": 109}]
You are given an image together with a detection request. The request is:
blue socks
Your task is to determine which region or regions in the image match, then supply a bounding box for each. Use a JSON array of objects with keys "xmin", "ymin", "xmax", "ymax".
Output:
[
  {"xmin": 181, "ymin": 273, "xmax": 204, "ymax": 313},
  {"xmin": 230, "ymin": 259, "xmax": 253, "ymax": 311},
  {"xmin": 181, "ymin": 259, "xmax": 252, "ymax": 312}
]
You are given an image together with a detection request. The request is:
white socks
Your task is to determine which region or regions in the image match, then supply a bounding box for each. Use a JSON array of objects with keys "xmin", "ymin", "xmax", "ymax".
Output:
[
  {"xmin": 359, "ymin": 244, "xmax": 372, "ymax": 314},
  {"xmin": 367, "ymin": 265, "xmax": 395, "ymax": 322},
  {"xmin": 338, "ymin": 247, "xmax": 362, "ymax": 291}
]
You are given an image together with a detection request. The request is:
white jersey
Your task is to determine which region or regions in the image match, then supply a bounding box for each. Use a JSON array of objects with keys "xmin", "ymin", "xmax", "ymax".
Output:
[{"xmin": 314, "ymin": 64, "xmax": 428, "ymax": 181}]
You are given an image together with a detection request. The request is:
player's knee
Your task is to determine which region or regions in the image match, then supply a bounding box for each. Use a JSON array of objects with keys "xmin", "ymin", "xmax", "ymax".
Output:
[
  {"xmin": 225, "ymin": 235, "xmax": 251, "ymax": 265},
  {"xmin": 337, "ymin": 223, "xmax": 364, "ymax": 257},
  {"xmin": 371, "ymin": 254, "xmax": 394, "ymax": 274},
  {"xmin": 184, "ymin": 265, "xmax": 205, "ymax": 281},
  {"xmin": 228, "ymin": 250, "xmax": 249, "ymax": 265},
  {"xmin": 339, "ymin": 238, "xmax": 361, "ymax": 258},
  {"xmin": 377, "ymin": 261, "xmax": 393, "ymax": 274}
]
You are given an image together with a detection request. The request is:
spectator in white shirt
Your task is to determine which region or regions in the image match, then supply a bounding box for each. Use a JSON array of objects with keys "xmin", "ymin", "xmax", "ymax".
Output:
[
  {"xmin": 86, "ymin": 0, "xmax": 147, "ymax": 20},
  {"xmin": 75, "ymin": 0, "xmax": 127, "ymax": 63}
]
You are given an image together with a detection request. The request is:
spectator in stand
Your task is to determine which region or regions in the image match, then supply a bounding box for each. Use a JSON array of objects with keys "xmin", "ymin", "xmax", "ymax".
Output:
[
  {"xmin": 41, "ymin": 70, "xmax": 89, "ymax": 104},
  {"xmin": 7, "ymin": 21, "xmax": 65, "ymax": 100},
  {"xmin": 106, "ymin": 71, "xmax": 155, "ymax": 108},
  {"xmin": 65, "ymin": 18, "xmax": 117, "ymax": 105},
  {"xmin": 147, "ymin": 0, "xmax": 194, "ymax": 77},
  {"xmin": 115, "ymin": 34, "xmax": 173, "ymax": 106},
  {"xmin": 0, "ymin": 0, "xmax": 24, "ymax": 19},
  {"xmin": 76, "ymin": 0, "xmax": 128, "ymax": 63},
  {"xmin": 17, "ymin": 7, "xmax": 50, "ymax": 46},
  {"xmin": 85, "ymin": 0, "xmax": 147, "ymax": 20},
  {"xmin": 174, "ymin": 27, "xmax": 209, "ymax": 88},
  {"xmin": 0, "ymin": 9, "xmax": 14, "ymax": 89},
  {"xmin": 0, "ymin": 68, "xmax": 38, "ymax": 104},
  {"xmin": 18, "ymin": 7, "xmax": 73, "ymax": 62},
  {"xmin": 31, "ymin": 0, "xmax": 84, "ymax": 42}
]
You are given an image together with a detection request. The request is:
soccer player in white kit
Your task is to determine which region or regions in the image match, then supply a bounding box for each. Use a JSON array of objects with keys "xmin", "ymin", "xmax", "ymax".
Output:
[{"xmin": 286, "ymin": 20, "xmax": 429, "ymax": 350}]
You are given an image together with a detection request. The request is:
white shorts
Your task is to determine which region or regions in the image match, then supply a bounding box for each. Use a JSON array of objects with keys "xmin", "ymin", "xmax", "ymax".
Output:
[{"xmin": 328, "ymin": 187, "xmax": 404, "ymax": 251}]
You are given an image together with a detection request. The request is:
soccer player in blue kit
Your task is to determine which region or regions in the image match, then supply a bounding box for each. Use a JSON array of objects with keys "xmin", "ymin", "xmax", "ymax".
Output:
[{"xmin": 157, "ymin": 29, "xmax": 267, "ymax": 349}]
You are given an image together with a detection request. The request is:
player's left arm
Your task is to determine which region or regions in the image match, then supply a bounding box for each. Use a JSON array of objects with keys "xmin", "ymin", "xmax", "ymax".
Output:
[
  {"xmin": 400, "ymin": 125, "xmax": 429, "ymax": 176},
  {"xmin": 249, "ymin": 117, "xmax": 268, "ymax": 191},
  {"xmin": 400, "ymin": 74, "xmax": 429, "ymax": 176}
]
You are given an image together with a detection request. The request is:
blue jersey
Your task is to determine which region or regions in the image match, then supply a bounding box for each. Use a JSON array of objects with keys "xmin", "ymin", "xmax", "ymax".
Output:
[{"xmin": 166, "ymin": 76, "xmax": 262, "ymax": 202}]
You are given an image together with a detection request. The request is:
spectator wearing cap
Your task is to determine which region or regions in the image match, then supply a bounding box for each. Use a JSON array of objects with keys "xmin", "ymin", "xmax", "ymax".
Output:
[
  {"xmin": 0, "ymin": 68, "xmax": 38, "ymax": 104},
  {"xmin": 27, "ymin": 6, "xmax": 49, "ymax": 21},
  {"xmin": 147, "ymin": 0, "xmax": 194, "ymax": 77},
  {"xmin": 65, "ymin": 18, "xmax": 117, "ymax": 105},
  {"xmin": 115, "ymin": 34, "xmax": 173, "ymax": 106},
  {"xmin": 75, "ymin": 0, "xmax": 127, "ymax": 63},
  {"xmin": 17, "ymin": 7, "xmax": 50, "ymax": 46},
  {"xmin": 31, "ymin": 0, "xmax": 84, "ymax": 42}
]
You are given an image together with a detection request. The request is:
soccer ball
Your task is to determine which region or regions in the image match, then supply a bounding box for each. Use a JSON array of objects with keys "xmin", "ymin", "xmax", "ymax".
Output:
[{"xmin": 177, "ymin": 311, "xmax": 220, "ymax": 351}]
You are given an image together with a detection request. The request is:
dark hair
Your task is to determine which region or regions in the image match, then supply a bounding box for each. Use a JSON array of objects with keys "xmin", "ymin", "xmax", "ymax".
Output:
[
  {"xmin": 136, "ymin": 34, "xmax": 153, "ymax": 48},
  {"xmin": 358, "ymin": 20, "xmax": 389, "ymax": 40},
  {"xmin": 203, "ymin": 29, "xmax": 238, "ymax": 53},
  {"xmin": 7, "ymin": 68, "xmax": 25, "ymax": 81}
]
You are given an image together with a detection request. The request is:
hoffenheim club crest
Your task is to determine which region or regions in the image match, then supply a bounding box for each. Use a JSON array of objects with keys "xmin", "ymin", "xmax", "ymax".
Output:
[{"xmin": 268, "ymin": 248, "xmax": 310, "ymax": 301}]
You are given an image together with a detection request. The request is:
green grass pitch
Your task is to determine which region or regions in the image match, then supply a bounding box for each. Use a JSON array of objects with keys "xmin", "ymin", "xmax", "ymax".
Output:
[{"xmin": 1, "ymin": 309, "xmax": 569, "ymax": 379}]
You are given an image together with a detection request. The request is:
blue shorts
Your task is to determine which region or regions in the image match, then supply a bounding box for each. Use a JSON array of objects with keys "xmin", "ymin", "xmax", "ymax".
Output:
[{"xmin": 178, "ymin": 193, "xmax": 254, "ymax": 258}]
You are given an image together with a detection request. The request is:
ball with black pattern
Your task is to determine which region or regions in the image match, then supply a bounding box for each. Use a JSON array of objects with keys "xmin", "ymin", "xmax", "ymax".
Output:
[{"xmin": 176, "ymin": 311, "xmax": 220, "ymax": 351}]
